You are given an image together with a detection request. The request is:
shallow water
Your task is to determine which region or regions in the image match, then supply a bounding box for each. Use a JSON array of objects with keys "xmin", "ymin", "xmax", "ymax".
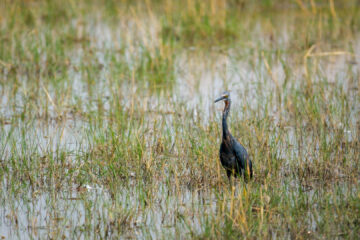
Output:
[
  {"xmin": 1, "ymin": 5, "xmax": 360, "ymax": 239},
  {"xmin": 1, "ymin": 176, "xmax": 358, "ymax": 239}
]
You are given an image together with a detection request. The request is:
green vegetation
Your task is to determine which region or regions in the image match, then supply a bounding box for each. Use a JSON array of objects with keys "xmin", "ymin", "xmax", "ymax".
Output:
[{"xmin": 0, "ymin": 0, "xmax": 359, "ymax": 238}]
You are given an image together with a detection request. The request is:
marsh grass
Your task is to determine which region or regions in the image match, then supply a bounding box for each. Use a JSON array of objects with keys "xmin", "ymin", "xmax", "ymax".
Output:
[{"xmin": 0, "ymin": 0, "xmax": 359, "ymax": 239}]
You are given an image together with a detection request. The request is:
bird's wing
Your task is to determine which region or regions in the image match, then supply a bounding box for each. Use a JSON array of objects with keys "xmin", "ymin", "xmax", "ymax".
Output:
[
  {"xmin": 232, "ymin": 139, "xmax": 252, "ymax": 178},
  {"xmin": 232, "ymin": 140, "xmax": 247, "ymax": 168}
]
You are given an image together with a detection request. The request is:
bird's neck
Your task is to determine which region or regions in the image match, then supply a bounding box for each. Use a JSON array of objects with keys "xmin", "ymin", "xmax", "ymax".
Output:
[{"xmin": 222, "ymin": 100, "xmax": 231, "ymax": 139}]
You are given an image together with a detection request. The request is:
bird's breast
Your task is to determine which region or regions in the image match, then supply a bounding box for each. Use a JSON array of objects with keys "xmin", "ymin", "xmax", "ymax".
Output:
[
  {"xmin": 219, "ymin": 143, "xmax": 237, "ymax": 168},
  {"xmin": 220, "ymin": 153, "xmax": 237, "ymax": 169}
]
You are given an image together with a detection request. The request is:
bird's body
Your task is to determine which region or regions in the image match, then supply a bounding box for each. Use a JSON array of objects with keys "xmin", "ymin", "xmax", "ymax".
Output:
[
  {"xmin": 215, "ymin": 91, "xmax": 253, "ymax": 180},
  {"xmin": 220, "ymin": 135, "xmax": 252, "ymax": 179}
]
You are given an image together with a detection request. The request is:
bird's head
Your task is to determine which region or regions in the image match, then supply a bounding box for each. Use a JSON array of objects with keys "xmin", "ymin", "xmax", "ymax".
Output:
[{"xmin": 214, "ymin": 91, "xmax": 230, "ymax": 103}]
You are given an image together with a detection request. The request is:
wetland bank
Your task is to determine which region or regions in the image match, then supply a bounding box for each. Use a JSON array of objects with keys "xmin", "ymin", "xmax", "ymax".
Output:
[{"xmin": 0, "ymin": 0, "xmax": 359, "ymax": 239}]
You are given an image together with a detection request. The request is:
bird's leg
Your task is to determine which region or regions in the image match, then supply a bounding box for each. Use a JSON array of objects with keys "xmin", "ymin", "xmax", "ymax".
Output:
[{"xmin": 226, "ymin": 170, "xmax": 232, "ymax": 184}]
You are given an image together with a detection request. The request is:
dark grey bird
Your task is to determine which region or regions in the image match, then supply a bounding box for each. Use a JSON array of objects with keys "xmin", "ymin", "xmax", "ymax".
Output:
[{"xmin": 214, "ymin": 91, "xmax": 253, "ymax": 181}]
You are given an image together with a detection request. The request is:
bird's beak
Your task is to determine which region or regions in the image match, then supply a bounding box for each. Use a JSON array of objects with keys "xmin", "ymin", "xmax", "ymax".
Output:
[{"xmin": 214, "ymin": 96, "xmax": 226, "ymax": 103}]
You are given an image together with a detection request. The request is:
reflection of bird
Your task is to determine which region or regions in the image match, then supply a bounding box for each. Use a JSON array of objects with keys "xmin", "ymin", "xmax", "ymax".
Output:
[{"xmin": 214, "ymin": 91, "xmax": 253, "ymax": 181}]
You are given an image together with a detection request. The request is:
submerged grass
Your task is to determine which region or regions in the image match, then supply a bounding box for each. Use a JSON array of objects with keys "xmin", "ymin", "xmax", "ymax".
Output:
[{"xmin": 0, "ymin": 0, "xmax": 359, "ymax": 239}]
